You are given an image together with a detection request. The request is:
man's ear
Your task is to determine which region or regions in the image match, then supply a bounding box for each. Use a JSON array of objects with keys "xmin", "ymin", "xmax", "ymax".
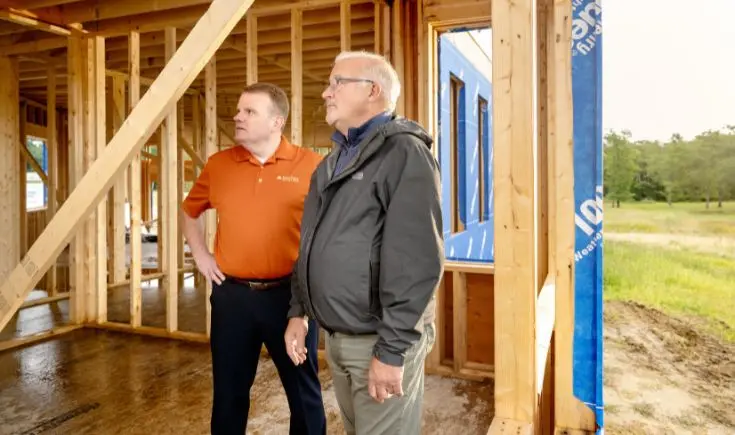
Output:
[{"xmin": 370, "ymin": 83, "xmax": 383, "ymax": 102}]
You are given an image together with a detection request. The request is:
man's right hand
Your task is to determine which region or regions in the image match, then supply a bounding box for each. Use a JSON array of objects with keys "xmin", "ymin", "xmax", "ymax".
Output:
[
  {"xmin": 193, "ymin": 250, "xmax": 225, "ymax": 285},
  {"xmin": 285, "ymin": 317, "xmax": 309, "ymax": 365}
]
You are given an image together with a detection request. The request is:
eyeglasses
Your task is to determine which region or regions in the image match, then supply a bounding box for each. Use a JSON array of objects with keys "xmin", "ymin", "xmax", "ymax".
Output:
[{"xmin": 324, "ymin": 76, "xmax": 374, "ymax": 91}]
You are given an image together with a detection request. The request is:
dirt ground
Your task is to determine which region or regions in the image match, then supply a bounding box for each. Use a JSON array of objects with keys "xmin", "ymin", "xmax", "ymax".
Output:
[{"xmin": 603, "ymin": 300, "xmax": 735, "ymax": 434}]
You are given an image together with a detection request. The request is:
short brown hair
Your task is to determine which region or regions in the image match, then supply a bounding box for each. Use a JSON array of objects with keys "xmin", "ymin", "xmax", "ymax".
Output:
[{"xmin": 242, "ymin": 82, "xmax": 290, "ymax": 121}]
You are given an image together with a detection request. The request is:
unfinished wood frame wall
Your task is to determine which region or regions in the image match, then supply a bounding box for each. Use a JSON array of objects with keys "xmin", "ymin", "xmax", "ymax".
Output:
[
  {"xmin": 416, "ymin": 0, "xmax": 496, "ymax": 383},
  {"xmin": 415, "ymin": 0, "xmax": 596, "ymax": 433},
  {"xmin": 0, "ymin": 0, "xmax": 395, "ymax": 352},
  {"xmin": 0, "ymin": 0, "xmax": 258, "ymax": 345},
  {"xmin": 426, "ymin": 262, "xmax": 495, "ymax": 381}
]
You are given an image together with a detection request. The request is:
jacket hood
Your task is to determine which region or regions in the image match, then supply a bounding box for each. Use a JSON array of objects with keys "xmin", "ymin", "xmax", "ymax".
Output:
[{"xmin": 381, "ymin": 116, "xmax": 434, "ymax": 150}]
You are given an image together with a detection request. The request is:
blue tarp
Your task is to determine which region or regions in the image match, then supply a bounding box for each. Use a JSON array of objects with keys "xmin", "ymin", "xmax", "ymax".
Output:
[{"xmin": 570, "ymin": 0, "xmax": 604, "ymax": 431}]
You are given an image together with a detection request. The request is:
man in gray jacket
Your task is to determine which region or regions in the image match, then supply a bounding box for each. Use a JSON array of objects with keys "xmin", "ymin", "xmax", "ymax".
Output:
[{"xmin": 284, "ymin": 50, "xmax": 443, "ymax": 434}]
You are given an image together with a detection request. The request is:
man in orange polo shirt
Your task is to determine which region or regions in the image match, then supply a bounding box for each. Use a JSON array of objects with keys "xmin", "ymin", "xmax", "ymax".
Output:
[{"xmin": 180, "ymin": 83, "xmax": 326, "ymax": 435}]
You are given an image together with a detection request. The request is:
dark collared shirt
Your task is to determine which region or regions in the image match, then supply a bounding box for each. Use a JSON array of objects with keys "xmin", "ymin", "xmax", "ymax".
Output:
[{"xmin": 331, "ymin": 112, "xmax": 393, "ymax": 178}]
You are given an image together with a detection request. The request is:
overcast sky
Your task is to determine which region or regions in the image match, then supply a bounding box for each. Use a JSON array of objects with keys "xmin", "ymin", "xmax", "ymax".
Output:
[
  {"xmin": 603, "ymin": 0, "xmax": 735, "ymax": 141},
  {"xmin": 469, "ymin": 1, "xmax": 735, "ymax": 142}
]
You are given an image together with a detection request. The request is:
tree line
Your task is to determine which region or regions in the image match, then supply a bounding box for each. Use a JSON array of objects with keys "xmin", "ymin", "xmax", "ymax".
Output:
[{"xmin": 603, "ymin": 126, "xmax": 735, "ymax": 208}]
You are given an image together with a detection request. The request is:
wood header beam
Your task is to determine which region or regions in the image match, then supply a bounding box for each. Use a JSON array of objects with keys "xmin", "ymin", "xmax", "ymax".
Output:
[{"xmin": 0, "ymin": 0, "xmax": 256, "ymax": 332}]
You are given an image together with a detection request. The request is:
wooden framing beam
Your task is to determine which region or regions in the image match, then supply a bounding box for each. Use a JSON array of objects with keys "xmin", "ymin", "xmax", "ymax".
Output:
[
  {"xmin": 72, "ymin": 0, "xmax": 370, "ymax": 37},
  {"xmin": 216, "ymin": 117, "xmax": 236, "ymax": 145},
  {"xmin": 0, "ymin": 324, "xmax": 83, "ymax": 353},
  {"xmin": 0, "ymin": 8, "xmax": 82, "ymax": 37},
  {"xmin": 452, "ymin": 271, "xmax": 468, "ymax": 372},
  {"xmin": 491, "ymin": 0, "xmax": 538, "ymax": 426},
  {"xmin": 109, "ymin": 74, "xmax": 127, "ymax": 283},
  {"xmin": 67, "ymin": 34, "xmax": 85, "ymax": 324},
  {"xmin": 92, "ymin": 35, "xmax": 108, "ymax": 323},
  {"xmin": 16, "ymin": 1, "xmax": 80, "ymax": 8},
  {"xmin": 391, "ymin": 0, "xmax": 405, "ymax": 115},
  {"xmin": 550, "ymin": 0, "xmax": 596, "ymax": 431},
  {"xmin": 42, "ymin": 0, "xmax": 212, "ymax": 24},
  {"xmin": 203, "ymin": 57, "xmax": 217, "ymax": 337},
  {"xmin": 422, "ymin": 0, "xmax": 491, "ymax": 25},
  {"xmin": 0, "ymin": 56, "xmax": 20, "ymax": 310},
  {"xmin": 246, "ymin": 14, "xmax": 257, "ymax": 85},
  {"xmin": 19, "ymin": 141, "xmax": 50, "ymax": 185},
  {"xmin": 19, "ymin": 102, "xmax": 27, "ymax": 256},
  {"xmin": 128, "ymin": 30, "xmax": 143, "ymax": 328},
  {"xmin": 340, "ymin": 0, "xmax": 351, "ymax": 51},
  {"xmin": 105, "ymin": 68, "xmax": 198, "ymax": 96},
  {"xmin": 161, "ymin": 26, "xmax": 179, "ymax": 332},
  {"xmin": 291, "ymin": 8, "xmax": 303, "ymax": 145},
  {"xmin": 0, "ymin": 0, "xmax": 257, "ymax": 333},
  {"xmin": 0, "ymin": 36, "xmax": 67, "ymax": 56},
  {"xmin": 180, "ymin": 136, "xmax": 205, "ymax": 168},
  {"xmin": 46, "ymin": 62, "xmax": 58, "ymax": 296}
]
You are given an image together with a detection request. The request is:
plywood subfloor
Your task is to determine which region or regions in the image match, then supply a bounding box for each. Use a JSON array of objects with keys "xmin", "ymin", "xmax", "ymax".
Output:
[{"xmin": 0, "ymin": 329, "xmax": 494, "ymax": 434}]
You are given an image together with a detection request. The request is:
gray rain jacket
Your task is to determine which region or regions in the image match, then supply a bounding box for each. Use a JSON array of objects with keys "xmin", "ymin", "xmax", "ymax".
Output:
[{"xmin": 288, "ymin": 115, "xmax": 444, "ymax": 367}]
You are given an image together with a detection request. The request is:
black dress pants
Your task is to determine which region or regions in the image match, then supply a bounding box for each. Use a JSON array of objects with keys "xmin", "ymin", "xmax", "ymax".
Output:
[{"xmin": 209, "ymin": 277, "xmax": 325, "ymax": 435}]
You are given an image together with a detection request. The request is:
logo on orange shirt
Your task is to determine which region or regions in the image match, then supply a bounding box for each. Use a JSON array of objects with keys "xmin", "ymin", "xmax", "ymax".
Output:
[{"xmin": 276, "ymin": 175, "xmax": 300, "ymax": 183}]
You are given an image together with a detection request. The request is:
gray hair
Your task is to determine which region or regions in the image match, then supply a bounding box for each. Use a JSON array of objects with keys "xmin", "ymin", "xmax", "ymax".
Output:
[{"xmin": 335, "ymin": 51, "xmax": 401, "ymax": 111}]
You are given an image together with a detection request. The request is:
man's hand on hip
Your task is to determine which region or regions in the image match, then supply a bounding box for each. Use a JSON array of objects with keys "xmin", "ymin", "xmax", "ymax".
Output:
[
  {"xmin": 193, "ymin": 250, "xmax": 225, "ymax": 285},
  {"xmin": 285, "ymin": 317, "xmax": 309, "ymax": 365},
  {"xmin": 368, "ymin": 357, "xmax": 404, "ymax": 403}
]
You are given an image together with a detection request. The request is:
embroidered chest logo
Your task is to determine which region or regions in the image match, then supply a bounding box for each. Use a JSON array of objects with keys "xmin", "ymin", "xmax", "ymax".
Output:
[{"xmin": 276, "ymin": 175, "xmax": 300, "ymax": 183}]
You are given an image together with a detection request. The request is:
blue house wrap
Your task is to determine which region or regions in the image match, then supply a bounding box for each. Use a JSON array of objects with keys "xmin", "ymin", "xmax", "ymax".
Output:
[
  {"xmin": 437, "ymin": 33, "xmax": 494, "ymax": 263},
  {"xmin": 437, "ymin": 6, "xmax": 605, "ymax": 430}
]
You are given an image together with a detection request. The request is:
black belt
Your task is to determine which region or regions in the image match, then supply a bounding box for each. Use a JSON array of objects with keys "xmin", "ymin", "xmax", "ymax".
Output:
[{"xmin": 226, "ymin": 275, "xmax": 290, "ymax": 290}]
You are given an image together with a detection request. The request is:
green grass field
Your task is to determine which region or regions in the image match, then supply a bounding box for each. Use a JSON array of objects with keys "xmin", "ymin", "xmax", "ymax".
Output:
[
  {"xmin": 604, "ymin": 201, "xmax": 735, "ymax": 236},
  {"xmin": 603, "ymin": 201, "xmax": 735, "ymax": 341}
]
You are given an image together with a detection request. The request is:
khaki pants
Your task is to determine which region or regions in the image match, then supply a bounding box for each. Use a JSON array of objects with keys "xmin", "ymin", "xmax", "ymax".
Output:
[{"xmin": 325, "ymin": 323, "xmax": 436, "ymax": 435}]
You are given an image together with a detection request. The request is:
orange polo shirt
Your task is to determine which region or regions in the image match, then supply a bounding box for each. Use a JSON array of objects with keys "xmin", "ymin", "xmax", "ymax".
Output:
[{"xmin": 181, "ymin": 136, "xmax": 322, "ymax": 279}]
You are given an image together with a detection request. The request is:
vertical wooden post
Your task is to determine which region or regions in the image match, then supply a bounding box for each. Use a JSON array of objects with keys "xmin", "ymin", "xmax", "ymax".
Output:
[
  {"xmin": 550, "ymin": 0, "xmax": 597, "ymax": 431},
  {"xmin": 537, "ymin": 0, "xmax": 554, "ymax": 432},
  {"xmin": 93, "ymin": 35, "xmax": 108, "ymax": 323},
  {"xmin": 380, "ymin": 2, "xmax": 391, "ymax": 59},
  {"xmin": 291, "ymin": 9, "xmax": 302, "ymax": 146},
  {"xmin": 416, "ymin": 1, "xmax": 437, "ymax": 159},
  {"xmin": 391, "ymin": 1, "xmax": 405, "ymax": 115},
  {"xmin": 492, "ymin": 0, "xmax": 538, "ymax": 428},
  {"xmin": 204, "ymin": 58, "xmax": 217, "ymax": 337},
  {"xmin": 452, "ymin": 271, "xmax": 467, "ymax": 372},
  {"xmin": 19, "ymin": 102, "xmax": 27, "ymax": 258},
  {"xmin": 129, "ymin": 30, "xmax": 143, "ymax": 327},
  {"xmin": 46, "ymin": 64, "xmax": 58, "ymax": 296},
  {"xmin": 0, "ymin": 56, "xmax": 20, "ymax": 316},
  {"xmin": 340, "ymin": 1, "xmax": 351, "ymax": 52},
  {"xmin": 246, "ymin": 14, "xmax": 257, "ymax": 86},
  {"xmin": 162, "ymin": 27, "xmax": 180, "ymax": 332},
  {"xmin": 373, "ymin": 2, "xmax": 381, "ymax": 53},
  {"xmin": 110, "ymin": 75, "xmax": 127, "ymax": 285},
  {"xmin": 67, "ymin": 35, "xmax": 86, "ymax": 324},
  {"xmin": 177, "ymin": 92, "xmax": 185, "ymax": 290},
  {"xmin": 192, "ymin": 94, "xmax": 202, "ymax": 292},
  {"xmin": 82, "ymin": 37, "xmax": 97, "ymax": 321}
]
